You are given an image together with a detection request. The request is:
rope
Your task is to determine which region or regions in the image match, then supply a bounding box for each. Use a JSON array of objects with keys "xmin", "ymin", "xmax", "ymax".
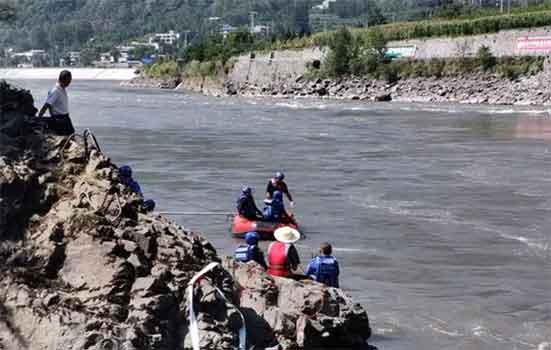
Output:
[
  {"xmin": 187, "ymin": 262, "xmax": 247, "ymax": 350},
  {"xmin": 57, "ymin": 128, "xmax": 104, "ymax": 163},
  {"xmin": 57, "ymin": 133, "xmax": 82, "ymax": 161},
  {"xmin": 159, "ymin": 211, "xmax": 234, "ymax": 216},
  {"xmin": 78, "ymin": 182, "xmax": 123, "ymax": 225},
  {"xmin": 83, "ymin": 128, "xmax": 102, "ymax": 155}
]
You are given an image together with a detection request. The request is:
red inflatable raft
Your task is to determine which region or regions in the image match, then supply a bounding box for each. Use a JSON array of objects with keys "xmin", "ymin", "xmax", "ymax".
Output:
[{"xmin": 231, "ymin": 214, "xmax": 299, "ymax": 240}]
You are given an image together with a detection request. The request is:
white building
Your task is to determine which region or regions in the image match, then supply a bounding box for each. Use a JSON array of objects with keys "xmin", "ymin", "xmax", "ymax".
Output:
[
  {"xmin": 12, "ymin": 49, "xmax": 47, "ymax": 60},
  {"xmin": 150, "ymin": 30, "xmax": 180, "ymax": 46},
  {"xmin": 68, "ymin": 51, "xmax": 81, "ymax": 65},
  {"xmin": 313, "ymin": 0, "xmax": 337, "ymax": 10},
  {"xmin": 11, "ymin": 49, "xmax": 48, "ymax": 67},
  {"xmin": 130, "ymin": 41, "xmax": 159, "ymax": 51}
]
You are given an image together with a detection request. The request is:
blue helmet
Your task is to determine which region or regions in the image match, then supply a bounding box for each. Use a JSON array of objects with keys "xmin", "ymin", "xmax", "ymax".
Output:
[
  {"xmin": 273, "ymin": 191, "xmax": 283, "ymax": 201},
  {"xmin": 241, "ymin": 186, "xmax": 252, "ymax": 195},
  {"xmin": 275, "ymin": 172, "xmax": 285, "ymax": 181},
  {"xmin": 119, "ymin": 165, "xmax": 132, "ymax": 178},
  {"xmin": 245, "ymin": 231, "xmax": 259, "ymax": 245}
]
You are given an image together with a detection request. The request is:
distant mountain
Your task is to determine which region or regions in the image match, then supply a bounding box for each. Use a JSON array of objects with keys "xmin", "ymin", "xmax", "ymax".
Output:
[
  {"xmin": 0, "ymin": 0, "xmax": 505, "ymax": 53},
  {"xmin": 1, "ymin": 0, "xmax": 320, "ymax": 52}
]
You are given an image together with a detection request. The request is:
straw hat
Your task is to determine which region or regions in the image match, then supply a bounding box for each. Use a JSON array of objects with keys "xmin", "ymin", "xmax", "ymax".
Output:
[{"xmin": 274, "ymin": 227, "xmax": 301, "ymax": 244}]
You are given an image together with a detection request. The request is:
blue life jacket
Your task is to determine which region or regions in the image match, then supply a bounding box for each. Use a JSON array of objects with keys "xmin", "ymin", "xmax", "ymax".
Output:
[
  {"xmin": 263, "ymin": 198, "xmax": 284, "ymax": 221},
  {"xmin": 234, "ymin": 244, "xmax": 255, "ymax": 262},
  {"xmin": 306, "ymin": 256, "xmax": 339, "ymax": 288},
  {"xmin": 121, "ymin": 176, "xmax": 143, "ymax": 198}
]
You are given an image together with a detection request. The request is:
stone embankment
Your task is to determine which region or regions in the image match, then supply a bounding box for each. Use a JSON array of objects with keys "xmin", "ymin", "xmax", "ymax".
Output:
[
  {"xmin": 0, "ymin": 81, "xmax": 372, "ymax": 350},
  {"xmin": 130, "ymin": 56, "xmax": 551, "ymax": 105},
  {"xmin": 225, "ymin": 69, "xmax": 551, "ymax": 105}
]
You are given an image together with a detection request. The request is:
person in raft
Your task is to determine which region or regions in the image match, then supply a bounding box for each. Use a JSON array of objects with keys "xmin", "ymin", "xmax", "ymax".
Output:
[
  {"xmin": 118, "ymin": 165, "xmax": 156, "ymax": 212},
  {"xmin": 266, "ymin": 172, "xmax": 294, "ymax": 207},
  {"xmin": 234, "ymin": 231, "xmax": 268, "ymax": 270},
  {"xmin": 263, "ymin": 191, "xmax": 296, "ymax": 224},
  {"xmin": 236, "ymin": 186, "xmax": 263, "ymax": 220},
  {"xmin": 305, "ymin": 242, "xmax": 340, "ymax": 288},
  {"xmin": 37, "ymin": 70, "xmax": 75, "ymax": 136},
  {"xmin": 267, "ymin": 227, "xmax": 301, "ymax": 278}
]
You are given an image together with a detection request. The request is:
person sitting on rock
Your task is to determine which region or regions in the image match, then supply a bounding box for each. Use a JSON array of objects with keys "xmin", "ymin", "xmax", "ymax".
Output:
[
  {"xmin": 37, "ymin": 70, "xmax": 75, "ymax": 136},
  {"xmin": 234, "ymin": 231, "xmax": 267, "ymax": 269},
  {"xmin": 263, "ymin": 191, "xmax": 295, "ymax": 224},
  {"xmin": 236, "ymin": 186, "xmax": 263, "ymax": 220},
  {"xmin": 119, "ymin": 165, "xmax": 155, "ymax": 212},
  {"xmin": 266, "ymin": 172, "xmax": 294, "ymax": 207},
  {"xmin": 306, "ymin": 242, "xmax": 340, "ymax": 288},
  {"xmin": 267, "ymin": 227, "xmax": 301, "ymax": 278}
]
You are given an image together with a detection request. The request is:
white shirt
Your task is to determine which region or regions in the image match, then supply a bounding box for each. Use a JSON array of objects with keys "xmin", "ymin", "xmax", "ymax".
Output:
[{"xmin": 45, "ymin": 83, "xmax": 69, "ymax": 115}]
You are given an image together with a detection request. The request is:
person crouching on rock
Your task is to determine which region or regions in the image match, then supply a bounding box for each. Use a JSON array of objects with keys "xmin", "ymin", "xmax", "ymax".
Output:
[
  {"xmin": 267, "ymin": 227, "xmax": 301, "ymax": 278},
  {"xmin": 306, "ymin": 242, "xmax": 340, "ymax": 288},
  {"xmin": 236, "ymin": 186, "xmax": 263, "ymax": 220},
  {"xmin": 234, "ymin": 231, "xmax": 267, "ymax": 269},
  {"xmin": 119, "ymin": 165, "xmax": 156, "ymax": 212},
  {"xmin": 37, "ymin": 70, "xmax": 75, "ymax": 136}
]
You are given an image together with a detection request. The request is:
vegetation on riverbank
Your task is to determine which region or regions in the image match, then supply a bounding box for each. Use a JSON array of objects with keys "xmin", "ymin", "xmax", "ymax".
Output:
[
  {"xmin": 312, "ymin": 26, "xmax": 544, "ymax": 83},
  {"xmin": 142, "ymin": 6, "xmax": 551, "ymax": 83},
  {"xmin": 280, "ymin": 9, "xmax": 551, "ymax": 51}
]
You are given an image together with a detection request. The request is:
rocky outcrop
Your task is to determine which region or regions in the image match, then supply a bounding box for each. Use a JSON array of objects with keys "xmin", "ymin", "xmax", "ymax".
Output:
[
  {"xmin": 0, "ymin": 81, "xmax": 372, "ymax": 350},
  {"xmin": 121, "ymin": 77, "xmax": 180, "ymax": 90},
  {"xmin": 223, "ymin": 258, "xmax": 371, "ymax": 349}
]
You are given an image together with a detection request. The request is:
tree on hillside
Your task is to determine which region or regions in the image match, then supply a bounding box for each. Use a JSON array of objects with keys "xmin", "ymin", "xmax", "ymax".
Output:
[
  {"xmin": 365, "ymin": 28, "xmax": 387, "ymax": 58},
  {"xmin": 324, "ymin": 26, "xmax": 355, "ymax": 76}
]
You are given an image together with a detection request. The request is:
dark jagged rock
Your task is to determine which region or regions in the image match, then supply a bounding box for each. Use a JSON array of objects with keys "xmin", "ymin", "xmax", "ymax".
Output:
[{"xmin": 0, "ymin": 81, "xmax": 372, "ymax": 350}]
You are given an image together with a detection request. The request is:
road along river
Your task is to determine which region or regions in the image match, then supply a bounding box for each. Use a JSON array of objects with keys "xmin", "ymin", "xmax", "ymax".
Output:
[{"xmin": 13, "ymin": 79, "xmax": 551, "ymax": 350}]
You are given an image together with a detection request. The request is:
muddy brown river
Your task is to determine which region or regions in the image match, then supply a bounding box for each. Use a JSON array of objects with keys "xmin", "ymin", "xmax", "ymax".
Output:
[{"xmin": 13, "ymin": 79, "xmax": 551, "ymax": 350}]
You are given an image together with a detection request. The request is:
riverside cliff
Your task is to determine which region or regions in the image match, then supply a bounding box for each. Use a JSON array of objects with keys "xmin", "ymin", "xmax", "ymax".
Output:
[{"xmin": 0, "ymin": 82, "xmax": 372, "ymax": 350}]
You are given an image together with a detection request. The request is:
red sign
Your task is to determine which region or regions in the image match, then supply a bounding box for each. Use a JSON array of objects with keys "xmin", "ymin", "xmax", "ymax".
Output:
[{"xmin": 517, "ymin": 36, "xmax": 551, "ymax": 52}]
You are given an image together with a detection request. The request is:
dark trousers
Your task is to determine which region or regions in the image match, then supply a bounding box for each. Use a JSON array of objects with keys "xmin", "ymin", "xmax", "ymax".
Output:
[{"xmin": 46, "ymin": 114, "xmax": 75, "ymax": 136}]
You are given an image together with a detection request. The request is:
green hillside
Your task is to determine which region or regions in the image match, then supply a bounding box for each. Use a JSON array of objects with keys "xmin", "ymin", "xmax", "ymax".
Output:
[{"xmin": 0, "ymin": 0, "xmax": 318, "ymax": 52}]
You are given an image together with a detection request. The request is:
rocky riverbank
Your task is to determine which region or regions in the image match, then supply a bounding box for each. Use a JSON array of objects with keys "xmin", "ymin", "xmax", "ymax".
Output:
[
  {"xmin": 0, "ymin": 82, "xmax": 372, "ymax": 350},
  {"xmin": 223, "ymin": 69, "xmax": 551, "ymax": 105},
  {"xmin": 129, "ymin": 57, "xmax": 551, "ymax": 106}
]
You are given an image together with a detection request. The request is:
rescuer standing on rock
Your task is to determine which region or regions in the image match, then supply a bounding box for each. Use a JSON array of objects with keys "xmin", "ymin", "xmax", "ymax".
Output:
[
  {"xmin": 37, "ymin": 70, "xmax": 75, "ymax": 136},
  {"xmin": 267, "ymin": 227, "xmax": 301, "ymax": 278},
  {"xmin": 306, "ymin": 242, "xmax": 340, "ymax": 288},
  {"xmin": 234, "ymin": 231, "xmax": 268, "ymax": 269}
]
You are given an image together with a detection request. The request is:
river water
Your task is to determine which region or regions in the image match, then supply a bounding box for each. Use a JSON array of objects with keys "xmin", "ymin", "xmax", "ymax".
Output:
[{"xmin": 13, "ymin": 80, "xmax": 551, "ymax": 350}]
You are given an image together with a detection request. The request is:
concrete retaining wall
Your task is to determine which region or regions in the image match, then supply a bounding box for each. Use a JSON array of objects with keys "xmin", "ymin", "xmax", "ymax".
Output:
[
  {"xmin": 390, "ymin": 26, "xmax": 551, "ymax": 59},
  {"xmin": 229, "ymin": 26, "xmax": 551, "ymax": 86},
  {"xmin": 229, "ymin": 48, "xmax": 323, "ymax": 86}
]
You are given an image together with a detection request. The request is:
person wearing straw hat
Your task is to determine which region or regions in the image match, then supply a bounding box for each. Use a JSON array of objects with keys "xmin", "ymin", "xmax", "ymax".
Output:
[
  {"xmin": 305, "ymin": 242, "xmax": 340, "ymax": 288},
  {"xmin": 267, "ymin": 227, "xmax": 301, "ymax": 278}
]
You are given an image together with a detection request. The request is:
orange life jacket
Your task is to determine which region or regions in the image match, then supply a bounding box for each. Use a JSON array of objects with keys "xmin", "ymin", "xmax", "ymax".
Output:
[{"xmin": 267, "ymin": 241, "xmax": 289, "ymax": 277}]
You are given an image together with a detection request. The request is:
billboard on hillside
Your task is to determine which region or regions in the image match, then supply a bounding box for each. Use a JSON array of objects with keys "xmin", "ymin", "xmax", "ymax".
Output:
[{"xmin": 516, "ymin": 36, "xmax": 551, "ymax": 53}]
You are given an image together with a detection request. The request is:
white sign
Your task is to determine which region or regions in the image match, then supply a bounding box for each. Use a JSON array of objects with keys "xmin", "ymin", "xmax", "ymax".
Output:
[{"xmin": 385, "ymin": 45, "xmax": 417, "ymax": 59}]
